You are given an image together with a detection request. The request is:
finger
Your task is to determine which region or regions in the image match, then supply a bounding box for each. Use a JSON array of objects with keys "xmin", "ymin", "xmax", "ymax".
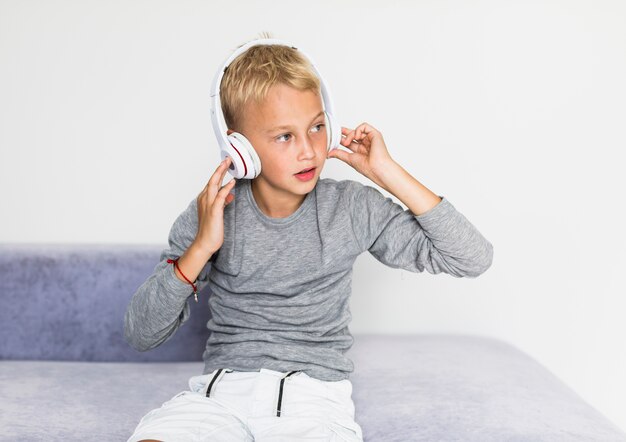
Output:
[
  {"xmin": 208, "ymin": 157, "xmax": 232, "ymax": 188},
  {"xmin": 217, "ymin": 178, "xmax": 236, "ymax": 196},
  {"xmin": 212, "ymin": 179, "xmax": 236, "ymax": 205},
  {"xmin": 354, "ymin": 125, "xmax": 367, "ymax": 142},
  {"xmin": 341, "ymin": 129, "xmax": 356, "ymax": 146},
  {"xmin": 342, "ymin": 139, "xmax": 359, "ymax": 152},
  {"xmin": 354, "ymin": 122, "xmax": 369, "ymax": 134},
  {"xmin": 356, "ymin": 122, "xmax": 376, "ymax": 134},
  {"xmin": 341, "ymin": 127, "xmax": 359, "ymax": 145},
  {"xmin": 339, "ymin": 129, "xmax": 357, "ymax": 150},
  {"xmin": 219, "ymin": 156, "xmax": 232, "ymax": 183},
  {"xmin": 329, "ymin": 148, "xmax": 353, "ymax": 166},
  {"xmin": 203, "ymin": 161, "xmax": 225, "ymax": 195},
  {"xmin": 197, "ymin": 181, "xmax": 210, "ymax": 202},
  {"xmin": 352, "ymin": 127, "xmax": 375, "ymax": 148},
  {"xmin": 207, "ymin": 157, "xmax": 232, "ymax": 199},
  {"xmin": 212, "ymin": 179, "xmax": 237, "ymax": 211}
]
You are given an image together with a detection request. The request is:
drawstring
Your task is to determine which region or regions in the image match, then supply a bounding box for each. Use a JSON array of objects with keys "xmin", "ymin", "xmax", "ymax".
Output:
[
  {"xmin": 276, "ymin": 370, "xmax": 301, "ymax": 417},
  {"xmin": 205, "ymin": 368, "xmax": 233, "ymax": 398}
]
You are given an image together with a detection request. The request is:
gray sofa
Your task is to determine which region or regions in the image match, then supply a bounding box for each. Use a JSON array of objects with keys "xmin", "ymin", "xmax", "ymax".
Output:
[{"xmin": 1, "ymin": 243, "xmax": 625, "ymax": 441}]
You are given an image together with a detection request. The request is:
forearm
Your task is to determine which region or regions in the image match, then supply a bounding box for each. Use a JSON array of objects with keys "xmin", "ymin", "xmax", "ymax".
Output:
[
  {"xmin": 125, "ymin": 247, "xmax": 212, "ymax": 352},
  {"xmin": 174, "ymin": 240, "xmax": 215, "ymax": 284},
  {"xmin": 124, "ymin": 197, "xmax": 217, "ymax": 352},
  {"xmin": 124, "ymin": 262, "xmax": 192, "ymax": 351},
  {"xmin": 373, "ymin": 159, "xmax": 442, "ymax": 216}
]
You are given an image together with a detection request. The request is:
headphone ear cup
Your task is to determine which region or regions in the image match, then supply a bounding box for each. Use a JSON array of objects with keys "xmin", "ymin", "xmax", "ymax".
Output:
[
  {"xmin": 324, "ymin": 111, "xmax": 340, "ymax": 151},
  {"xmin": 226, "ymin": 132, "xmax": 261, "ymax": 179}
]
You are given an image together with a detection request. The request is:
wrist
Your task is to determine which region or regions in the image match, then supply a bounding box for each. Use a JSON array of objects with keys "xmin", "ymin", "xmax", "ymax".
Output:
[
  {"xmin": 167, "ymin": 256, "xmax": 200, "ymax": 302},
  {"xmin": 190, "ymin": 238, "xmax": 218, "ymax": 259},
  {"xmin": 372, "ymin": 159, "xmax": 402, "ymax": 193}
]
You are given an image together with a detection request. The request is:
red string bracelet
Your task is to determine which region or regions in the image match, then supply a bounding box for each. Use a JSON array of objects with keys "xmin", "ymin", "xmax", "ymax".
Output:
[{"xmin": 167, "ymin": 258, "xmax": 198, "ymax": 302}]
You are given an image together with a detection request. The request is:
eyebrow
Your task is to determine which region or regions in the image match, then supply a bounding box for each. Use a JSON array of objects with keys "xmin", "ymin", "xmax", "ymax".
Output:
[{"xmin": 265, "ymin": 110, "xmax": 325, "ymax": 134}]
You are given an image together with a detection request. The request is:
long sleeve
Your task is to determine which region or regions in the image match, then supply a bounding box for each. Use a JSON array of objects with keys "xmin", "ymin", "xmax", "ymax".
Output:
[
  {"xmin": 347, "ymin": 181, "xmax": 493, "ymax": 278},
  {"xmin": 123, "ymin": 197, "xmax": 214, "ymax": 352}
]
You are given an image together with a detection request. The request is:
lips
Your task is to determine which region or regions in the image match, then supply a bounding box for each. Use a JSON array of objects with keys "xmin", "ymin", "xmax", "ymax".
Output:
[{"xmin": 295, "ymin": 167, "xmax": 315, "ymax": 175}]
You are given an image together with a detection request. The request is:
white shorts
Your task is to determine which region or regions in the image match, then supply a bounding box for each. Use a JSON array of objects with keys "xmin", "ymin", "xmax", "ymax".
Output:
[{"xmin": 127, "ymin": 367, "xmax": 364, "ymax": 442}]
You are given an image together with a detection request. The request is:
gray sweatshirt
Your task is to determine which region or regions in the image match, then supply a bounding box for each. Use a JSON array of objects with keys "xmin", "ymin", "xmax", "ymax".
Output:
[{"xmin": 124, "ymin": 177, "xmax": 493, "ymax": 381}]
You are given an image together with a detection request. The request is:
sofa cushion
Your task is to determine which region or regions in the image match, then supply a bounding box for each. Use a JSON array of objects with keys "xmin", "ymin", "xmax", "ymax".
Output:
[{"xmin": 0, "ymin": 244, "xmax": 212, "ymax": 362}]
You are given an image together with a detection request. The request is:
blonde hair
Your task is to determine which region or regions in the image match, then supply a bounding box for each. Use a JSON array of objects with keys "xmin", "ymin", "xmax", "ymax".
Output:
[{"xmin": 220, "ymin": 31, "xmax": 321, "ymax": 132}]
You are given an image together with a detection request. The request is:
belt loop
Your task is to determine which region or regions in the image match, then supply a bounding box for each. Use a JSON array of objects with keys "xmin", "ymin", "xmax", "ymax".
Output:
[
  {"xmin": 205, "ymin": 368, "xmax": 233, "ymax": 398},
  {"xmin": 276, "ymin": 370, "xmax": 300, "ymax": 417}
]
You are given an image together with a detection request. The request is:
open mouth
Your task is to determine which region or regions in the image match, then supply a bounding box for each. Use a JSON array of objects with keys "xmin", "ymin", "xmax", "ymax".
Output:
[{"xmin": 295, "ymin": 167, "xmax": 315, "ymax": 175}]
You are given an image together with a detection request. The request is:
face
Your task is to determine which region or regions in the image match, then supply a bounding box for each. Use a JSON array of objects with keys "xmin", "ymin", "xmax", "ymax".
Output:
[{"xmin": 228, "ymin": 83, "xmax": 328, "ymax": 209}]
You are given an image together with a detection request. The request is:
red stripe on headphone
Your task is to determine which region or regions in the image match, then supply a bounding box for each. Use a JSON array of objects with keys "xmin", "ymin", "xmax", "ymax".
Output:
[{"xmin": 229, "ymin": 143, "xmax": 248, "ymax": 177}]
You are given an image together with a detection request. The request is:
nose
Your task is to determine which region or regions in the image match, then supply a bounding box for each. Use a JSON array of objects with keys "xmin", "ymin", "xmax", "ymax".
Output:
[{"xmin": 297, "ymin": 133, "xmax": 317, "ymax": 161}]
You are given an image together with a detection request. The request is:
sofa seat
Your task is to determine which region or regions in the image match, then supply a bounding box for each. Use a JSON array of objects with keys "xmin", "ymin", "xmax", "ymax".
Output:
[{"xmin": 1, "ymin": 335, "xmax": 625, "ymax": 441}]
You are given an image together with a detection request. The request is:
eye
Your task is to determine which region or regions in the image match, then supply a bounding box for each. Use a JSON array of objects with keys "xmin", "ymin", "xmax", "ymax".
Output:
[
  {"xmin": 312, "ymin": 123, "xmax": 325, "ymax": 133},
  {"xmin": 275, "ymin": 124, "xmax": 324, "ymax": 143}
]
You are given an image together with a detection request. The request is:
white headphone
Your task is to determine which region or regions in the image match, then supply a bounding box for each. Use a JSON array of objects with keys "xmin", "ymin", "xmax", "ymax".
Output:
[{"xmin": 209, "ymin": 38, "xmax": 341, "ymax": 179}]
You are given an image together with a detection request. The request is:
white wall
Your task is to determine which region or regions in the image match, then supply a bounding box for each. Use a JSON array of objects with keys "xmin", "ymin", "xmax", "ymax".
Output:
[{"xmin": 1, "ymin": 0, "xmax": 625, "ymax": 433}]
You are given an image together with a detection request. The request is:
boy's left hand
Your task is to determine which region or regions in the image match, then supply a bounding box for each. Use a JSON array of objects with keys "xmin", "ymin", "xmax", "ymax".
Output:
[{"xmin": 327, "ymin": 123, "xmax": 396, "ymax": 188}]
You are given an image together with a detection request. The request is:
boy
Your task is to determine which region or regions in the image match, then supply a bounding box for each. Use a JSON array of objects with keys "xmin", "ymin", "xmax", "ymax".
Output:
[{"xmin": 124, "ymin": 33, "xmax": 493, "ymax": 442}]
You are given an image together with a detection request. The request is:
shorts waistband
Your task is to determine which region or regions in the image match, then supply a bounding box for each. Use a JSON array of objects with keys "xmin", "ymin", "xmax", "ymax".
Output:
[{"xmin": 203, "ymin": 367, "xmax": 303, "ymax": 417}]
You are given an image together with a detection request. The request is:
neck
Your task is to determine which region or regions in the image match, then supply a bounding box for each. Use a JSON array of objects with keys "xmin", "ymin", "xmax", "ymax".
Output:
[{"xmin": 250, "ymin": 179, "xmax": 306, "ymax": 219}]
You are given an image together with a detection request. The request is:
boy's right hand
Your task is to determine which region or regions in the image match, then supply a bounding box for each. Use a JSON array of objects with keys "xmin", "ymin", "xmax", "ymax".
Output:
[{"xmin": 193, "ymin": 156, "xmax": 236, "ymax": 255}]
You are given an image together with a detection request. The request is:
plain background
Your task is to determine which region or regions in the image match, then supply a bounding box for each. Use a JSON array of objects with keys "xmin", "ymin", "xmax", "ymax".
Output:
[{"xmin": 1, "ymin": 0, "xmax": 625, "ymax": 433}]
